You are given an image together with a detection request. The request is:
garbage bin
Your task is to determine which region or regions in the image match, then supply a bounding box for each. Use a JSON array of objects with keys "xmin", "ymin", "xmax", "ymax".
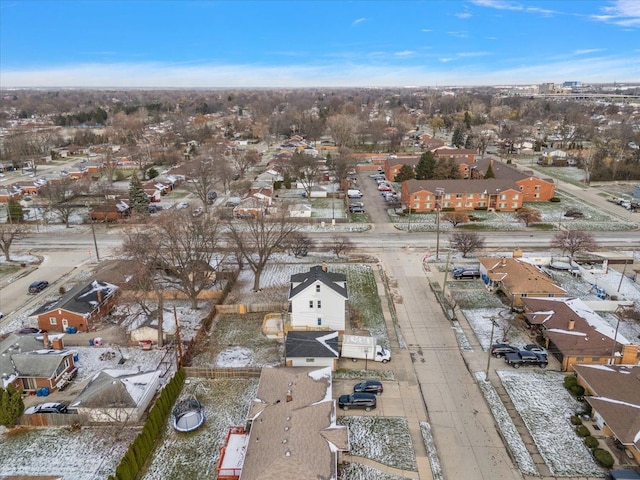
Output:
[{"xmin": 89, "ymin": 339, "xmax": 94, "ymax": 346}]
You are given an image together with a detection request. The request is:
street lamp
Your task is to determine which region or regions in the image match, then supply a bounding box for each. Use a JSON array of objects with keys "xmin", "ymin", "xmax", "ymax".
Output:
[{"xmin": 485, "ymin": 318, "xmax": 497, "ymax": 381}]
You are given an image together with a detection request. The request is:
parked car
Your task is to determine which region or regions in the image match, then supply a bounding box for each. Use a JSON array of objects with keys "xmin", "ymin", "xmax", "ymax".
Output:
[
  {"xmin": 353, "ymin": 380, "xmax": 383, "ymax": 395},
  {"xmin": 28, "ymin": 280, "xmax": 49, "ymax": 294},
  {"xmin": 176, "ymin": 201, "xmax": 190, "ymax": 210},
  {"xmin": 504, "ymin": 350, "xmax": 548, "ymax": 368},
  {"xmin": 350, "ymin": 202, "xmax": 364, "ymax": 208},
  {"xmin": 378, "ymin": 185, "xmax": 392, "ymax": 192},
  {"xmin": 17, "ymin": 327, "xmax": 41, "ymax": 334},
  {"xmin": 523, "ymin": 344, "xmax": 548, "ymax": 356},
  {"xmin": 206, "ymin": 191, "xmax": 218, "ymax": 204},
  {"xmin": 491, "ymin": 343, "xmax": 518, "ymax": 357},
  {"xmin": 24, "ymin": 402, "xmax": 68, "ymax": 414},
  {"xmin": 349, "ymin": 206, "xmax": 365, "ymax": 213},
  {"xmin": 338, "ymin": 392, "xmax": 377, "ymax": 411},
  {"xmin": 452, "ymin": 267, "xmax": 481, "ymax": 279}
]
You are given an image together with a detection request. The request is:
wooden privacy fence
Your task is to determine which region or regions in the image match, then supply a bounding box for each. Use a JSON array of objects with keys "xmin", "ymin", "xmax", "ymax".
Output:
[
  {"xmin": 19, "ymin": 413, "xmax": 86, "ymax": 427},
  {"xmin": 214, "ymin": 303, "xmax": 288, "ymax": 314},
  {"xmin": 183, "ymin": 367, "xmax": 264, "ymax": 379}
]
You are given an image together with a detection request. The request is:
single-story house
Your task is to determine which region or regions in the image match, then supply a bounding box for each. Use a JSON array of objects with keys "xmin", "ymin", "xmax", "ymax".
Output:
[
  {"xmin": 0, "ymin": 333, "xmax": 77, "ymax": 394},
  {"xmin": 285, "ymin": 331, "xmax": 339, "ymax": 370},
  {"xmin": 520, "ymin": 296, "xmax": 636, "ymax": 371},
  {"xmin": 573, "ymin": 364, "xmax": 640, "ymax": 464},
  {"xmin": 30, "ymin": 280, "xmax": 120, "ymax": 333},
  {"xmin": 479, "ymin": 257, "xmax": 567, "ymax": 307},
  {"xmin": 70, "ymin": 369, "xmax": 161, "ymax": 423}
]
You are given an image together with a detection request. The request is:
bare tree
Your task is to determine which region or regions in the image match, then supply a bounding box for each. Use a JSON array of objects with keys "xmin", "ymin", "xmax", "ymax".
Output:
[
  {"xmin": 101, "ymin": 149, "xmax": 119, "ymax": 186},
  {"xmin": 326, "ymin": 114, "xmax": 361, "ymax": 147},
  {"xmin": 226, "ymin": 210, "xmax": 300, "ymax": 291},
  {"xmin": 0, "ymin": 223, "xmax": 28, "ymax": 261},
  {"xmin": 550, "ymin": 230, "xmax": 597, "ymax": 257},
  {"xmin": 185, "ymin": 154, "xmax": 217, "ymax": 211},
  {"xmin": 282, "ymin": 231, "xmax": 313, "ymax": 257},
  {"xmin": 122, "ymin": 209, "xmax": 222, "ymax": 309},
  {"xmin": 515, "ymin": 208, "xmax": 542, "ymax": 227},
  {"xmin": 289, "ymin": 152, "xmax": 322, "ymax": 198},
  {"xmin": 450, "ymin": 231, "xmax": 485, "ymax": 258},
  {"xmin": 230, "ymin": 148, "xmax": 260, "ymax": 178},
  {"xmin": 40, "ymin": 178, "xmax": 88, "ymax": 227},
  {"xmin": 441, "ymin": 211, "xmax": 469, "ymax": 227},
  {"xmin": 329, "ymin": 235, "xmax": 354, "ymax": 258}
]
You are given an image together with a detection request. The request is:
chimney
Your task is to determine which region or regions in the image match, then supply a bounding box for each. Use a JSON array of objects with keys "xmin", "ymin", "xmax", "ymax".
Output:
[
  {"xmin": 286, "ymin": 390, "xmax": 292, "ymax": 402},
  {"xmin": 97, "ymin": 288, "xmax": 103, "ymax": 304},
  {"xmin": 52, "ymin": 337, "xmax": 64, "ymax": 350},
  {"xmin": 42, "ymin": 331, "xmax": 50, "ymax": 349},
  {"xmin": 321, "ymin": 262, "xmax": 327, "ymax": 272},
  {"xmin": 568, "ymin": 319, "xmax": 575, "ymax": 331},
  {"xmin": 513, "ymin": 248, "xmax": 523, "ymax": 258},
  {"xmin": 501, "ymin": 258, "xmax": 507, "ymax": 267},
  {"xmin": 621, "ymin": 344, "xmax": 638, "ymax": 365}
]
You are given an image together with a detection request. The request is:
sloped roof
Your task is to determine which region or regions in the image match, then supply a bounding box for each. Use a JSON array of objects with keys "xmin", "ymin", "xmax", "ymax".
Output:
[
  {"xmin": 30, "ymin": 280, "xmax": 119, "ymax": 317},
  {"xmin": 242, "ymin": 367, "xmax": 348, "ymax": 480},
  {"xmin": 573, "ymin": 364, "xmax": 640, "ymax": 446},
  {"xmin": 479, "ymin": 257, "xmax": 566, "ymax": 296},
  {"xmin": 473, "ymin": 158, "xmax": 554, "ymax": 184},
  {"xmin": 71, "ymin": 369, "xmax": 160, "ymax": 409},
  {"xmin": 0, "ymin": 334, "xmax": 72, "ymax": 385},
  {"xmin": 289, "ymin": 265, "xmax": 348, "ymax": 300},
  {"xmin": 285, "ymin": 331, "xmax": 339, "ymax": 359},
  {"xmin": 521, "ymin": 297, "xmax": 628, "ymax": 356},
  {"xmin": 404, "ymin": 178, "xmax": 520, "ymax": 196}
]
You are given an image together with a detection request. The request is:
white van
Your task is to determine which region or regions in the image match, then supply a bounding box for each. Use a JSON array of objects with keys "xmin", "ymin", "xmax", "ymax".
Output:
[{"xmin": 347, "ymin": 189, "xmax": 363, "ymax": 198}]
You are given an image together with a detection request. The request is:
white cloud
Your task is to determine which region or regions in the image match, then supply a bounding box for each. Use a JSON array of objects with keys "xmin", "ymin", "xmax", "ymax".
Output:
[
  {"xmin": 595, "ymin": 0, "xmax": 640, "ymax": 27},
  {"xmin": 573, "ymin": 48, "xmax": 605, "ymax": 55},
  {"xmin": 420, "ymin": 28, "xmax": 432, "ymax": 32},
  {"xmin": 1, "ymin": 54, "xmax": 638, "ymax": 88},
  {"xmin": 455, "ymin": 12, "xmax": 472, "ymax": 19},
  {"xmin": 448, "ymin": 31, "xmax": 469, "ymax": 38},
  {"xmin": 352, "ymin": 17, "xmax": 367, "ymax": 26},
  {"xmin": 394, "ymin": 50, "xmax": 415, "ymax": 57}
]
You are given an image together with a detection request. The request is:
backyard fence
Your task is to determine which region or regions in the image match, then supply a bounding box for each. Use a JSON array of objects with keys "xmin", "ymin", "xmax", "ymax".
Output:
[{"xmin": 183, "ymin": 367, "xmax": 263, "ymax": 379}]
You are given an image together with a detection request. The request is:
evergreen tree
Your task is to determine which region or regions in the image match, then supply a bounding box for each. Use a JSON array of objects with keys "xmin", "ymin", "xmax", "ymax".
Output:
[
  {"xmin": 484, "ymin": 162, "xmax": 496, "ymax": 179},
  {"xmin": 415, "ymin": 151, "xmax": 435, "ymax": 180},
  {"xmin": 0, "ymin": 385, "xmax": 24, "ymax": 428},
  {"xmin": 7, "ymin": 199, "xmax": 24, "ymax": 223},
  {"xmin": 394, "ymin": 164, "xmax": 415, "ymax": 182},
  {"xmin": 129, "ymin": 174, "xmax": 150, "ymax": 215},
  {"xmin": 464, "ymin": 111, "xmax": 472, "ymax": 129},
  {"xmin": 451, "ymin": 126, "xmax": 465, "ymax": 148}
]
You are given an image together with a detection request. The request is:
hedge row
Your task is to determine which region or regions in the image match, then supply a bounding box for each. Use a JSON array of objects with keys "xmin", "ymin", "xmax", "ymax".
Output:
[{"xmin": 108, "ymin": 369, "xmax": 186, "ymax": 480}]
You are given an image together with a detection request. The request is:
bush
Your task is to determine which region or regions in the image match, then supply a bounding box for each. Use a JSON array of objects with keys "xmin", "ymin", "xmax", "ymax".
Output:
[
  {"xmin": 570, "ymin": 385, "xmax": 585, "ymax": 397},
  {"xmin": 584, "ymin": 436, "xmax": 599, "ymax": 449},
  {"xmin": 570, "ymin": 415, "xmax": 583, "ymax": 425},
  {"xmin": 576, "ymin": 425, "xmax": 590, "ymax": 437},
  {"xmin": 592, "ymin": 448, "xmax": 614, "ymax": 468},
  {"xmin": 564, "ymin": 375, "xmax": 578, "ymax": 389},
  {"xmin": 549, "ymin": 197, "xmax": 561, "ymax": 202}
]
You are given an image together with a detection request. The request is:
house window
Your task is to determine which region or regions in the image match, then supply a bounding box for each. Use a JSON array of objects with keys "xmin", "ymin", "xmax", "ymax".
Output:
[
  {"xmin": 305, "ymin": 358, "xmax": 315, "ymax": 363},
  {"xmin": 456, "ymin": 193, "xmax": 462, "ymax": 198},
  {"xmin": 317, "ymin": 318, "xmax": 322, "ymax": 326},
  {"xmin": 317, "ymin": 300, "xmax": 321, "ymax": 309},
  {"xmin": 49, "ymin": 317, "xmax": 57, "ymax": 325},
  {"xmin": 309, "ymin": 301, "xmax": 314, "ymax": 309},
  {"xmin": 576, "ymin": 356, "xmax": 584, "ymax": 362},
  {"xmin": 512, "ymin": 203, "xmax": 519, "ymax": 208},
  {"xmin": 513, "ymin": 194, "xmax": 519, "ymax": 200},
  {"xmin": 534, "ymin": 185, "xmax": 541, "ymax": 190},
  {"xmin": 315, "ymin": 284, "xmax": 320, "ymax": 293},
  {"xmin": 534, "ymin": 193, "xmax": 539, "ymax": 198},
  {"xmin": 521, "ymin": 293, "xmax": 528, "ymax": 297}
]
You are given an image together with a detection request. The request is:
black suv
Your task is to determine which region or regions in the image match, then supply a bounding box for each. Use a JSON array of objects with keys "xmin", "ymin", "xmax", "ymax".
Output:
[
  {"xmin": 338, "ymin": 393, "xmax": 377, "ymax": 411},
  {"xmin": 353, "ymin": 380, "xmax": 383, "ymax": 395},
  {"xmin": 491, "ymin": 343, "xmax": 518, "ymax": 357},
  {"xmin": 452, "ymin": 267, "xmax": 481, "ymax": 279},
  {"xmin": 28, "ymin": 280, "xmax": 49, "ymax": 294},
  {"xmin": 504, "ymin": 350, "xmax": 548, "ymax": 368}
]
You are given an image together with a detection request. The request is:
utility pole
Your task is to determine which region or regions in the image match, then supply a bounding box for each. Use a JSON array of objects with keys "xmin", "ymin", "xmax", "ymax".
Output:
[
  {"xmin": 90, "ymin": 220, "xmax": 100, "ymax": 262},
  {"xmin": 485, "ymin": 318, "xmax": 496, "ymax": 381}
]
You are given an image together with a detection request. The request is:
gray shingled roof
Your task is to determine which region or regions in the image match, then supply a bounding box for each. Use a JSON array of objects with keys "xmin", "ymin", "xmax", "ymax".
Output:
[
  {"xmin": 0, "ymin": 333, "xmax": 71, "ymax": 382},
  {"xmin": 29, "ymin": 280, "xmax": 118, "ymax": 317},
  {"xmin": 285, "ymin": 331, "xmax": 339, "ymax": 359},
  {"xmin": 242, "ymin": 367, "xmax": 348, "ymax": 480},
  {"xmin": 289, "ymin": 265, "xmax": 347, "ymax": 300}
]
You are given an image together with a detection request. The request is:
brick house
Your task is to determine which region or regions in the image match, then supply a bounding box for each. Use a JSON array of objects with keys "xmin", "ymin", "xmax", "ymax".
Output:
[
  {"xmin": 573, "ymin": 364, "xmax": 640, "ymax": 464},
  {"xmin": 478, "ymin": 257, "xmax": 566, "ymax": 307},
  {"xmin": 30, "ymin": 280, "xmax": 120, "ymax": 333},
  {"xmin": 0, "ymin": 333, "xmax": 77, "ymax": 394},
  {"xmin": 401, "ymin": 178, "xmax": 524, "ymax": 213},
  {"xmin": 520, "ymin": 297, "xmax": 637, "ymax": 371}
]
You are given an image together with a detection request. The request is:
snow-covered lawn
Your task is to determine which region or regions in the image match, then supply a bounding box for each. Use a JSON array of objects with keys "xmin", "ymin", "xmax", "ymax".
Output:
[
  {"xmin": 338, "ymin": 416, "xmax": 417, "ymax": 471},
  {"xmin": 497, "ymin": 370, "xmax": 605, "ymax": 477}
]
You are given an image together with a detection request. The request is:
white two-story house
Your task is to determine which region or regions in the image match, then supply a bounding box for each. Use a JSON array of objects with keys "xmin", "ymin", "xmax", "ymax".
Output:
[{"xmin": 287, "ymin": 264, "xmax": 348, "ymax": 332}]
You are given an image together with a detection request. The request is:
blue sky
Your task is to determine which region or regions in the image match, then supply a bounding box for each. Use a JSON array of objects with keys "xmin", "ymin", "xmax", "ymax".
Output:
[{"xmin": 1, "ymin": 0, "xmax": 639, "ymax": 88}]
